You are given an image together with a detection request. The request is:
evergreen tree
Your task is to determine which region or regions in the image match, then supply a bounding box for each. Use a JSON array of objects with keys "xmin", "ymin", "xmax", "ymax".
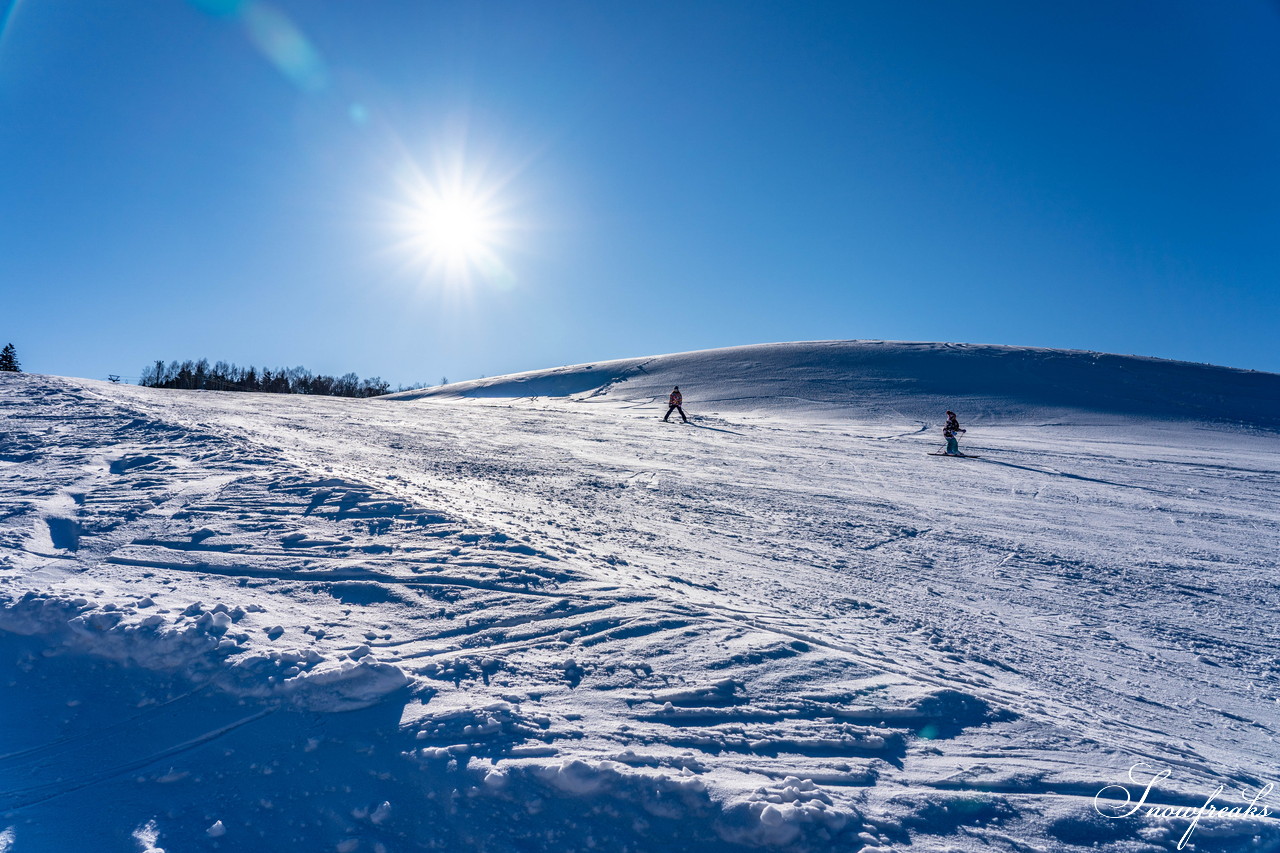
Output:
[{"xmin": 0, "ymin": 343, "xmax": 20, "ymax": 372}]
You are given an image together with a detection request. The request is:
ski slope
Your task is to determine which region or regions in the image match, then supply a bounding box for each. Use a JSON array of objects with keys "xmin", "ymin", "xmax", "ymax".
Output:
[{"xmin": 2, "ymin": 341, "xmax": 1278, "ymax": 852}]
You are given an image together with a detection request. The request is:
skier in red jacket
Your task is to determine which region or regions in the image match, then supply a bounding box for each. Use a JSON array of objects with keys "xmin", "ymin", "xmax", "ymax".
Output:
[{"xmin": 663, "ymin": 386, "xmax": 688, "ymax": 423}]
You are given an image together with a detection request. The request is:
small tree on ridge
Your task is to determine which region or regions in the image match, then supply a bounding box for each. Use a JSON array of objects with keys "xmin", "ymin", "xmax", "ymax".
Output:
[{"xmin": 0, "ymin": 343, "xmax": 20, "ymax": 372}]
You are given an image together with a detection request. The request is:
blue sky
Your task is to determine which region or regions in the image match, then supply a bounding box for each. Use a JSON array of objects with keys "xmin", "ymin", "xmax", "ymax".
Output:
[{"xmin": 2, "ymin": 0, "xmax": 1278, "ymax": 385}]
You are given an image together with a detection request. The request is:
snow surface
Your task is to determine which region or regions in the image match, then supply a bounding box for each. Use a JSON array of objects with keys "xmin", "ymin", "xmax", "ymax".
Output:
[{"xmin": 2, "ymin": 340, "xmax": 1279, "ymax": 852}]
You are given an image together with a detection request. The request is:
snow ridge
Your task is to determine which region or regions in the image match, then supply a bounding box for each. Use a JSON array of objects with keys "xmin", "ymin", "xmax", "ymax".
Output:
[{"xmin": 387, "ymin": 340, "xmax": 1280, "ymax": 428}]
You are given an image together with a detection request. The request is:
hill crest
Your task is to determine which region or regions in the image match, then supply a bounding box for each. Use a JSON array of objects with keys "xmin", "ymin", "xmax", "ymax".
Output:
[{"xmin": 383, "ymin": 340, "xmax": 1280, "ymax": 428}]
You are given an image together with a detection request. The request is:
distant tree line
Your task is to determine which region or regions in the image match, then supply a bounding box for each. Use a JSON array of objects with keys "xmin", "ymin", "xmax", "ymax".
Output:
[{"xmin": 139, "ymin": 359, "xmax": 392, "ymax": 397}]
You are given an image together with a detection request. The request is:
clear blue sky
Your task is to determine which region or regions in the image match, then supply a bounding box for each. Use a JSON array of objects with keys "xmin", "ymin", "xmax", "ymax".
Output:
[{"xmin": 3, "ymin": 0, "xmax": 1278, "ymax": 385}]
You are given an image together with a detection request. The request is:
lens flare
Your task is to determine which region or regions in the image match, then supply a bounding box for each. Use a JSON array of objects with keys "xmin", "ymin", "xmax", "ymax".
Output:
[
  {"xmin": 241, "ymin": 3, "xmax": 327, "ymax": 92},
  {"xmin": 0, "ymin": 0, "xmax": 28, "ymax": 63},
  {"xmin": 187, "ymin": 0, "xmax": 328, "ymax": 93}
]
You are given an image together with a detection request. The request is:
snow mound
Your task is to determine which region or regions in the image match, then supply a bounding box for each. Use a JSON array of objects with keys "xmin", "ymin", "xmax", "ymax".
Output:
[
  {"xmin": 0, "ymin": 591, "xmax": 407, "ymax": 711},
  {"xmin": 385, "ymin": 340, "xmax": 1280, "ymax": 427}
]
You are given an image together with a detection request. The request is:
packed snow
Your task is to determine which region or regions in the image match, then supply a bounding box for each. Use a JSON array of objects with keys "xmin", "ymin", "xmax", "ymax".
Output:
[{"xmin": 1, "ymin": 340, "xmax": 1278, "ymax": 852}]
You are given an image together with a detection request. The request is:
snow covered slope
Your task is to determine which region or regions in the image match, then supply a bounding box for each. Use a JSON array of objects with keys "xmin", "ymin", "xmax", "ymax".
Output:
[
  {"xmin": 2, "ymin": 342, "xmax": 1279, "ymax": 852},
  {"xmin": 386, "ymin": 340, "xmax": 1280, "ymax": 428}
]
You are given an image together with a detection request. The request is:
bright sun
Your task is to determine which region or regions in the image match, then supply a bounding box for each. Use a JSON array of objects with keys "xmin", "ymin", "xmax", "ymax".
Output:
[
  {"xmin": 412, "ymin": 192, "xmax": 495, "ymax": 271},
  {"xmin": 390, "ymin": 147, "xmax": 516, "ymax": 289}
]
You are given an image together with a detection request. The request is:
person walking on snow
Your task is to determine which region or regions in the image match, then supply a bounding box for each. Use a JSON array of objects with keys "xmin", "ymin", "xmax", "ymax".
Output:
[
  {"xmin": 663, "ymin": 386, "xmax": 688, "ymax": 423},
  {"xmin": 943, "ymin": 410, "xmax": 966, "ymax": 455}
]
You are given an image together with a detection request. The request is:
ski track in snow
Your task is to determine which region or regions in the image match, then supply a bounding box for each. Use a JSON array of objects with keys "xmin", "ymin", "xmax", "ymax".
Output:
[{"xmin": 1, "ymin": 357, "xmax": 1279, "ymax": 852}]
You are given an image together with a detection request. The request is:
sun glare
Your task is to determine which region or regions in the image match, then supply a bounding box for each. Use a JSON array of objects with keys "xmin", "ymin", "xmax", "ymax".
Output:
[
  {"xmin": 389, "ymin": 147, "xmax": 518, "ymax": 290},
  {"xmin": 413, "ymin": 192, "xmax": 493, "ymax": 268}
]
